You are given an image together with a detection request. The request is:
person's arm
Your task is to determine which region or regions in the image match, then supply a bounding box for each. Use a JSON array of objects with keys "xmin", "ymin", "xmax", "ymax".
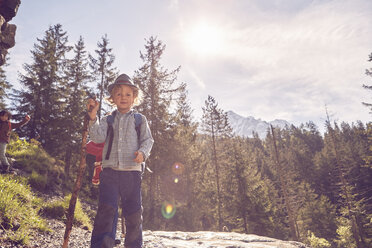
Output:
[
  {"xmin": 137, "ymin": 115, "xmax": 154, "ymax": 161},
  {"xmin": 11, "ymin": 115, "xmax": 31, "ymax": 129},
  {"xmin": 88, "ymin": 117, "xmax": 109, "ymax": 144},
  {"xmin": 86, "ymin": 99, "xmax": 108, "ymax": 143}
]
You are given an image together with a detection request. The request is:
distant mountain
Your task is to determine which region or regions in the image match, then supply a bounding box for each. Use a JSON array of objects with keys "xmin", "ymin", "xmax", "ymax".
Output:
[{"xmin": 227, "ymin": 111, "xmax": 290, "ymax": 139}]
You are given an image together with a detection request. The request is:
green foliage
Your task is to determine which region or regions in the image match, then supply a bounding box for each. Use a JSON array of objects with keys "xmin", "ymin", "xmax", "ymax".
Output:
[
  {"xmin": 200, "ymin": 95, "xmax": 233, "ymax": 231},
  {"xmin": 334, "ymin": 217, "xmax": 357, "ymax": 248},
  {"xmin": 134, "ymin": 36, "xmax": 183, "ymax": 229},
  {"xmin": 297, "ymin": 190, "xmax": 337, "ymax": 244},
  {"xmin": 89, "ymin": 34, "xmax": 118, "ymax": 119},
  {"xmin": 222, "ymin": 137, "xmax": 282, "ymax": 237},
  {"xmin": 0, "ymin": 175, "xmax": 48, "ymax": 245},
  {"xmin": 62, "ymin": 36, "xmax": 92, "ymax": 176},
  {"xmin": 306, "ymin": 231, "xmax": 331, "ymax": 248},
  {"xmin": 40, "ymin": 194, "xmax": 92, "ymax": 230},
  {"xmin": 156, "ymin": 84, "xmax": 201, "ymax": 231},
  {"xmin": 0, "ymin": 135, "xmax": 92, "ymax": 245},
  {"xmin": 12, "ymin": 24, "xmax": 72, "ymax": 151},
  {"xmin": 28, "ymin": 170, "xmax": 48, "ymax": 191},
  {"xmin": 6, "ymin": 138, "xmax": 64, "ymax": 192}
]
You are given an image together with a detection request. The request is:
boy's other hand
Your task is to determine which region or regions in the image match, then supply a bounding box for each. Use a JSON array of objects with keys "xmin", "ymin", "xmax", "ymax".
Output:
[
  {"xmin": 87, "ymin": 98, "xmax": 99, "ymax": 120},
  {"xmin": 24, "ymin": 115, "xmax": 31, "ymax": 121},
  {"xmin": 134, "ymin": 151, "xmax": 144, "ymax": 163}
]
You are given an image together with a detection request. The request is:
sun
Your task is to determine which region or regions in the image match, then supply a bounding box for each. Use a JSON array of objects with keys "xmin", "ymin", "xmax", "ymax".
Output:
[{"xmin": 183, "ymin": 22, "xmax": 225, "ymax": 55}]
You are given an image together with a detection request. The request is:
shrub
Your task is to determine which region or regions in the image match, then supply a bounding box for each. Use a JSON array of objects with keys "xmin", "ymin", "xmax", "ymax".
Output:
[
  {"xmin": 334, "ymin": 220, "xmax": 356, "ymax": 248},
  {"xmin": 306, "ymin": 231, "xmax": 331, "ymax": 248}
]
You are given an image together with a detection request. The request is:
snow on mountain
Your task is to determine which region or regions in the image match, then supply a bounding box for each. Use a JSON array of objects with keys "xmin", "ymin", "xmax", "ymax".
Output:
[{"xmin": 227, "ymin": 111, "xmax": 290, "ymax": 139}]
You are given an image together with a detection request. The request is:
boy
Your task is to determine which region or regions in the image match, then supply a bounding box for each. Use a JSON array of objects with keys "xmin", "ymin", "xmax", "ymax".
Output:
[
  {"xmin": 87, "ymin": 73, "xmax": 154, "ymax": 248},
  {"xmin": 0, "ymin": 110, "xmax": 30, "ymax": 173}
]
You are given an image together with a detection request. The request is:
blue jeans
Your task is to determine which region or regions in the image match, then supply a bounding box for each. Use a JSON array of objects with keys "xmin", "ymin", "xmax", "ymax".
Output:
[
  {"xmin": 91, "ymin": 168, "xmax": 143, "ymax": 248},
  {"xmin": 0, "ymin": 142, "xmax": 9, "ymax": 168}
]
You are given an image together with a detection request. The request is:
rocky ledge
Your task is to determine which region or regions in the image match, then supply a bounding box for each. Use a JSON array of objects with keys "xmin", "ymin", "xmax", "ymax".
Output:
[
  {"xmin": 144, "ymin": 230, "xmax": 311, "ymax": 248},
  {"xmin": 0, "ymin": 0, "xmax": 21, "ymax": 65},
  {"xmin": 0, "ymin": 218, "xmax": 310, "ymax": 248}
]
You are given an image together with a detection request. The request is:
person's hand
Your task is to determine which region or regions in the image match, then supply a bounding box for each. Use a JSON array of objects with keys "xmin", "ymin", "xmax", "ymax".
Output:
[
  {"xmin": 87, "ymin": 98, "xmax": 99, "ymax": 120},
  {"xmin": 24, "ymin": 115, "xmax": 31, "ymax": 121},
  {"xmin": 134, "ymin": 151, "xmax": 144, "ymax": 163}
]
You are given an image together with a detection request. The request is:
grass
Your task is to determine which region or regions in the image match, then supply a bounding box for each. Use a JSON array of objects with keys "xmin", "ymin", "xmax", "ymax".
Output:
[
  {"xmin": 0, "ymin": 136, "xmax": 93, "ymax": 246},
  {"xmin": 28, "ymin": 170, "xmax": 48, "ymax": 191},
  {"xmin": 41, "ymin": 194, "xmax": 93, "ymax": 230},
  {"xmin": 7, "ymin": 138, "xmax": 64, "ymax": 190},
  {"xmin": 0, "ymin": 174, "xmax": 49, "ymax": 245}
]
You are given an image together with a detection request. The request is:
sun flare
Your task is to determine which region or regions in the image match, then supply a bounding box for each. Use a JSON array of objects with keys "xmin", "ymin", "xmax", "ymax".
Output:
[{"xmin": 183, "ymin": 23, "xmax": 225, "ymax": 55}]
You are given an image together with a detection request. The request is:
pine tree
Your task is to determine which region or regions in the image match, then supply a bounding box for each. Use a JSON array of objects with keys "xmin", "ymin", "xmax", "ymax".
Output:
[
  {"xmin": 11, "ymin": 24, "xmax": 72, "ymax": 151},
  {"xmin": 297, "ymin": 184, "xmax": 338, "ymax": 244},
  {"xmin": 89, "ymin": 34, "xmax": 117, "ymax": 119},
  {"xmin": 201, "ymin": 95, "xmax": 232, "ymax": 231},
  {"xmin": 269, "ymin": 126, "xmax": 300, "ymax": 240},
  {"xmin": 287, "ymin": 123, "xmax": 323, "ymax": 186},
  {"xmin": 224, "ymin": 136, "xmax": 279, "ymax": 236},
  {"xmin": 62, "ymin": 36, "xmax": 92, "ymax": 175},
  {"xmin": 164, "ymin": 84, "xmax": 200, "ymax": 231},
  {"xmin": 320, "ymin": 113, "xmax": 371, "ymax": 247},
  {"xmin": 133, "ymin": 36, "xmax": 182, "ymax": 229}
]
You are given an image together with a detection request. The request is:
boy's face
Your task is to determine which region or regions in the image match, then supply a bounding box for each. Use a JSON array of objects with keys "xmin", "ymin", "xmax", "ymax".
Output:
[
  {"xmin": 0, "ymin": 114, "xmax": 9, "ymax": 121},
  {"xmin": 112, "ymin": 85, "xmax": 135, "ymax": 114}
]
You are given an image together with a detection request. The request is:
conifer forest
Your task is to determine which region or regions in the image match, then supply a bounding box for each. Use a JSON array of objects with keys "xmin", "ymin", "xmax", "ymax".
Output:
[{"xmin": 1, "ymin": 24, "xmax": 371, "ymax": 248}]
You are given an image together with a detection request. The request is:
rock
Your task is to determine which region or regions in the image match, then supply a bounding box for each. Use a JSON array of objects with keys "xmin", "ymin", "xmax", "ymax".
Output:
[
  {"xmin": 0, "ymin": 22, "xmax": 16, "ymax": 48},
  {"xmin": 0, "ymin": 0, "xmax": 21, "ymax": 22},
  {"xmin": 143, "ymin": 230, "xmax": 311, "ymax": 248},
  {"xmin": 0, "ymin": 217, "xmax": 311, "ymax": 248},
  {"xmin": 0, "ymin": 0, "xmax": 21, "ymax": 66}
]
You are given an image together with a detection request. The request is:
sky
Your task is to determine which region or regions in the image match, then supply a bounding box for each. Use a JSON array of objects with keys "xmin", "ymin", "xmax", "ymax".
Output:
[{"xmin": 5, "ymin": 0, "xmax": 372, "ymax": 131}]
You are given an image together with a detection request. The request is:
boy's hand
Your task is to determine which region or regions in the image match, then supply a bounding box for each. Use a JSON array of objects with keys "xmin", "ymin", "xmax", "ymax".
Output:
[
  {"xmin": 24, "ymin": 115, "xmax": 31, "ymax": 121},
  {"xmin": 134, "ymin": 151, "xmax": 144, "ymax": 163},
  {"xmin": 87, "ymin": 98, "xmax": 99, "ymax": 120}
]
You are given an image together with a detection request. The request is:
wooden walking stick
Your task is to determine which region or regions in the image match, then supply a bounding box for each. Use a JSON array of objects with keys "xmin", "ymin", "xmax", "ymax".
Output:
[{"xmin": 62, "ymin": 104, "xmax": 93, "ymax": 247}]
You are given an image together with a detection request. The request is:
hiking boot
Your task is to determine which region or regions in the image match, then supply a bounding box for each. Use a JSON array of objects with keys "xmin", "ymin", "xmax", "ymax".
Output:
[{"xmin": 92, "ymin": 162, "xmax": 102, "ymax": 185}]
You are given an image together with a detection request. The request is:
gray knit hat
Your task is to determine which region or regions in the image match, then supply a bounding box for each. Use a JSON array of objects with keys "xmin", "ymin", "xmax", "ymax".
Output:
[{"xmin": 108, "ymin": 73, "xmax": 138, "ymax": 93}]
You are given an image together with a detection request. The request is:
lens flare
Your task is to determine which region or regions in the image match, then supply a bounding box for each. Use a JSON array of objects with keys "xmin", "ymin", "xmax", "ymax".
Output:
[
  {"xmin": 161, "ymin": 202, "xmax": 176, "ymax": 219},
  {"xmin": 172, "ymin": 162, "xmax": 185, "ymax": 175},
  {"xmin": 174, "ymin": 177, "xmax": 179, "ymax": 184}
]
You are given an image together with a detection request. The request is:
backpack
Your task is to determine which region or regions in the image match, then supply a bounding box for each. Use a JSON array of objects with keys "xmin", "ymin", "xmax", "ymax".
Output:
[{"xmin": 105, "ymin": 110, "xmax": 142, "ymax": 160}]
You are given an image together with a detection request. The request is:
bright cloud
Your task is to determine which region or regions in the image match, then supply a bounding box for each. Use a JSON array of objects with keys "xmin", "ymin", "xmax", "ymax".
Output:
[{"xmin": 175, "ymin": 0, "xmax": 372, "ymax": 127}]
